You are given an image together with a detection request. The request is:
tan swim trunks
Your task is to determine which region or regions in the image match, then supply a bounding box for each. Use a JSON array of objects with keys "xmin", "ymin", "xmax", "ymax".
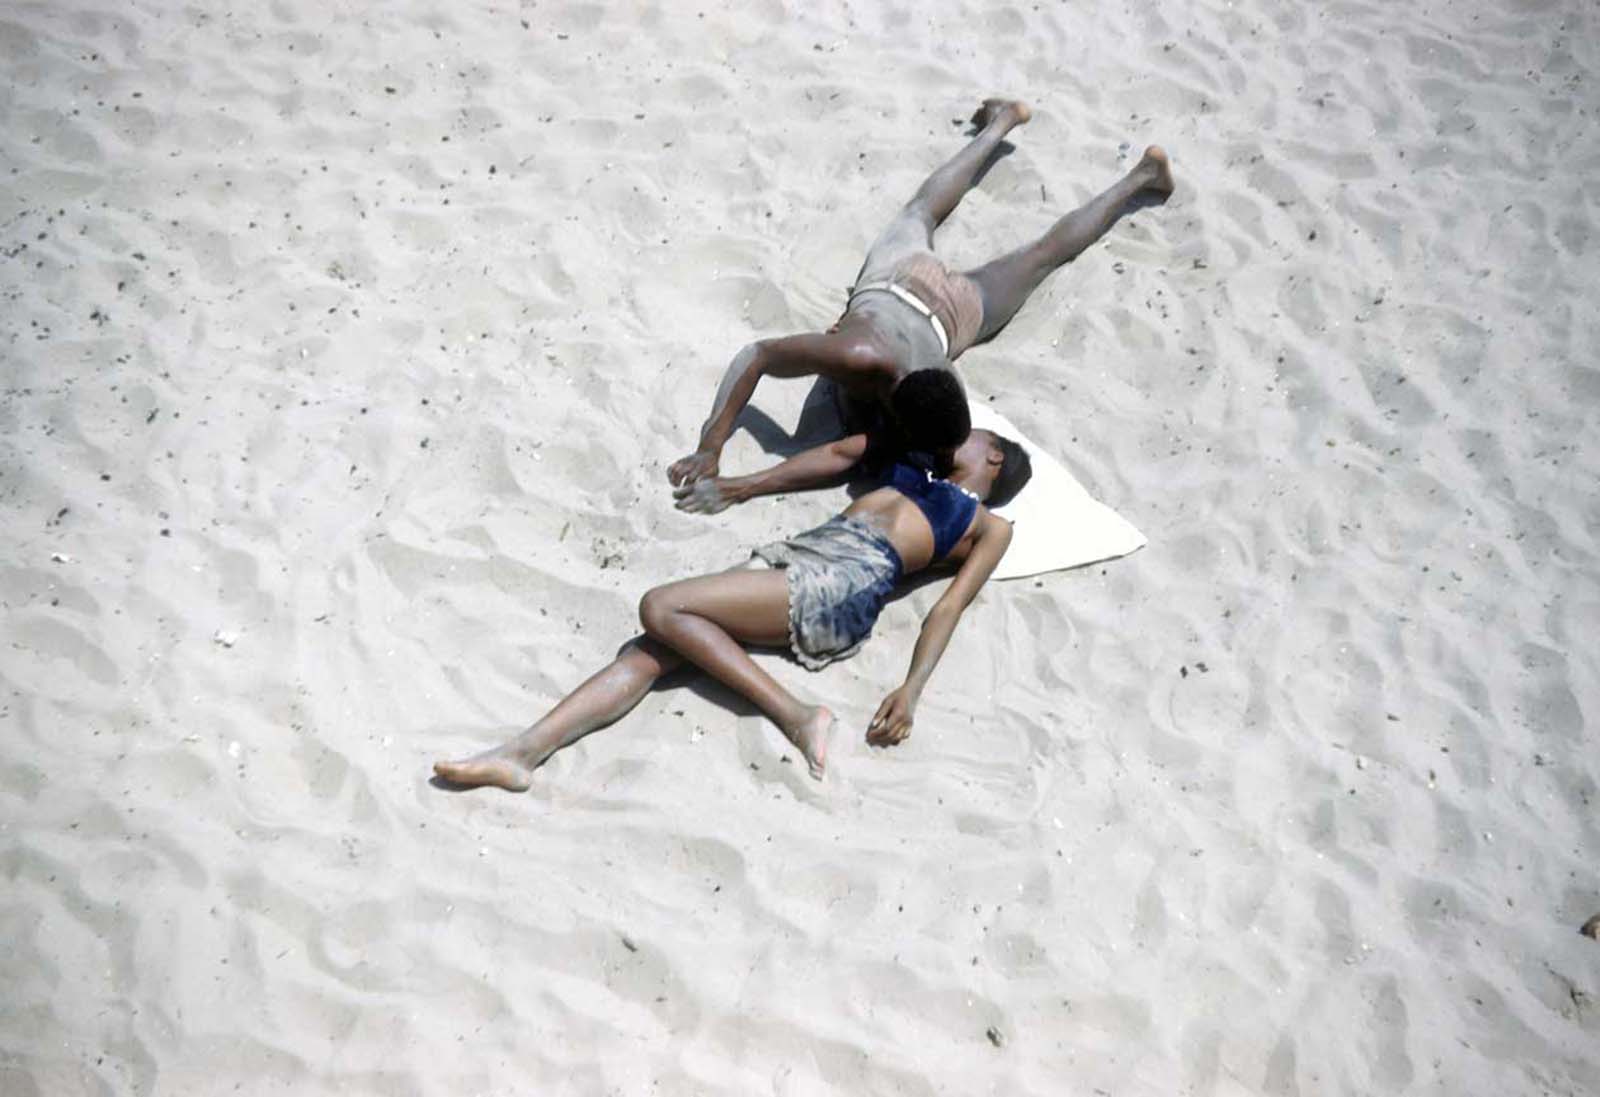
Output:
[{"xmin": 850, "ymin": 252, "xmax": 985, "ymax": 359}]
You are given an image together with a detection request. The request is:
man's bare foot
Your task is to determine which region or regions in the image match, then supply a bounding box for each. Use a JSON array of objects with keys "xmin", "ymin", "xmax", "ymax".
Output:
[
  {"xmin": 784, "ymin": 706, "xmax": 835, "ymax": 780},
  {"xmin": 971, "ymin": 98, "xmax": 1032, "ymax": 131},
  {"xmin": 1140, "ymin": 145, "xmax": 1175, "ymax": 196},
  {"xmin": 434, "ymin": 746, "xmax": 538, "ymax": 792}
]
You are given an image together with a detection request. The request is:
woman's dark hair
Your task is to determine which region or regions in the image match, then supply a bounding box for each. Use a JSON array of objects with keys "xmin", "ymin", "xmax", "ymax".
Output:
[
  {"xmin": 890, "ymin": 370, "xmax": 971, "ymax": 453},
  {"xmin": 985, "ymin": 433, "xmax": 1032, "ymax": 508}
]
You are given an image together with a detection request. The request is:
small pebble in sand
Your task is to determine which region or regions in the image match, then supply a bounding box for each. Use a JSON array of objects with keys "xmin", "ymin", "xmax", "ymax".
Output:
[
  {"xmin": 1580, "ymin": 915, "xmax": 1600, "ymax": 941},
  {"xmin": 213, "ymin": 628, "xmax": 239, "ymax": 648},
  {"xmin": 985, "ymin": 1026, "xmax": 1005, "ymax": 1048}
]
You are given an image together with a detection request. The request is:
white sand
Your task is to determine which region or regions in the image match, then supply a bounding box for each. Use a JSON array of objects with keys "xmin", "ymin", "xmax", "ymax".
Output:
[{"xmin": 4, "ymin": 1, "xmax": 1599, "ymax": 1093}]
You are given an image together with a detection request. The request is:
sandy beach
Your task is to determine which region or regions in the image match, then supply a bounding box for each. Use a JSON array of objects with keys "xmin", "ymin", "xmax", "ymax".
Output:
[{"xmin": 3, "ymin": 0, "xmax": 1599, "ymax": 1093}]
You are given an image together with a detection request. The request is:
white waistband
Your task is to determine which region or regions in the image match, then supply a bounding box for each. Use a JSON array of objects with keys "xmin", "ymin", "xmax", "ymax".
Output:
[{"xmin": 849, "ymin": 280, "xmax": 950, "ymax": 356}]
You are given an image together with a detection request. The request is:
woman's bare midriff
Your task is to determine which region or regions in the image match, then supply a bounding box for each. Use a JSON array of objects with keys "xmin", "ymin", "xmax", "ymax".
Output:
[{"xmin": 844, "ymin": 488, "xmax": 977, "ymax": 574}]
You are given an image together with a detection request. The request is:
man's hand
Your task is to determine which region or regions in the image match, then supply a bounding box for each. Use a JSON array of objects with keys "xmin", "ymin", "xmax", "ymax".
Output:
[
  {"xmin": 867, "ymin": 686, "xmax": 917, "ymax": 746},
  {"xmin": 667, "ymin": 450, "xmax": 719, "ymax": 487},
  {"xmin": 673, "ymin": 478, "xmax": 741, "ymax": 515}
]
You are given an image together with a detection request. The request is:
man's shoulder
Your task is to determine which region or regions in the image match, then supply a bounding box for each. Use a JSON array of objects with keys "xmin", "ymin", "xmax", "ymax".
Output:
[{"xmin": 829, "ymin": 331, "xmax": 898, "ymax": 374}]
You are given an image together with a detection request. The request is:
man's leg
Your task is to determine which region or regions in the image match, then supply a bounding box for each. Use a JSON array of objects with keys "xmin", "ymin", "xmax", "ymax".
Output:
[
  {"xmin": 639, "ymin": 568, "xmax": 835, "ymax": 778},
  {"xmin": 434, "ymin": 636, "xmax": 685, "ymax": 791},
  {"xmin": 856, "ymin": 99, "xmax": 1032, "ymax": 284},
  {"xmin": 907, "ymin": 98, "xmax": 1033, "ymax": 234},
  {"xmin": 964, "ymin": 146, "xmax": 1174, "ymax": 344}
]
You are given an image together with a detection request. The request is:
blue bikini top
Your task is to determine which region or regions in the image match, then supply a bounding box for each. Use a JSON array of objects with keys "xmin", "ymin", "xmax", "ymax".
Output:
[{"xmin": 882, "ymin": 461, "xmax": 980, "ymax": 560}]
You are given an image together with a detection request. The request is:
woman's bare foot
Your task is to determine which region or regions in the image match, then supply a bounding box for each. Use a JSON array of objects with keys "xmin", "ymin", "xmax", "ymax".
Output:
[
  {"xmin": 1140, "ymin": 145, "xmax": 1175, "ymax": 196},
  {"xmin": 783, "ymin": 706, "xmax": 835, "ymax": 780},
  {"xmin": 971, "ymin": 98, "xmax": 1032, "ymax": 131},
  {"xmin": 434, "ymin": 745, "xmax": 539, "ymax": 792}
]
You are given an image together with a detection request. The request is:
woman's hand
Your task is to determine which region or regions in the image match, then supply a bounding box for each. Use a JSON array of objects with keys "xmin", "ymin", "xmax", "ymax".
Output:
[
  {"xmin": 673, "ymin": 477, "xmax": 741, "ymax": 515},
  {"xmin": 867, "ymin": 686, "xmax": 917, "ymax": 746}
]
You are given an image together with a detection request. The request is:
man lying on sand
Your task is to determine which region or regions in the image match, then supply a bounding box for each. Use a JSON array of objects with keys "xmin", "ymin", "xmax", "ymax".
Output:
[
  {"xmin": 667, "ymin": 97, "xmax": 1172, "ymax": 505},
  {"xmin": 434, "ymin": 428, "xmax": 1031, "ymax": 790}
]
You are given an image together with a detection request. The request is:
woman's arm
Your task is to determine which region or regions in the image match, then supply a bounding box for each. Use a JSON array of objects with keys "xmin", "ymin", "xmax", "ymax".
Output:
[
  {"xmin": 868, "ymin": 512, "xmax": 1014, "ymax": 746},
  {"xmin": 673, "ymin": 434, "xmax": 871, "ymax": 515},
  {"xmin": 667, "ymin": 333, "xmax": 885, "ymax": 487}
]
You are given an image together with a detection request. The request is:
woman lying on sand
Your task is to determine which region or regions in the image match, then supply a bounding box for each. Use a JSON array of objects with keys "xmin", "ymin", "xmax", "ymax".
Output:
[{"xmin": 434, "ymin": 429, "xmax": 1031, "ymax": 790}]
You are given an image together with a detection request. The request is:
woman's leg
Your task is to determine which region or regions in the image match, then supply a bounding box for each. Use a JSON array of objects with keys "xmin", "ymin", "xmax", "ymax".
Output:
[
  {"xmin": 964, "ymin": 146, "xmax": 1174, "ymax": 344},
  {"xmin": 434, "ymin": 636, "xmax": 686, "ymax": 791},
  {"xmin": 639, "ymin": 568, "xmax": 835, "ymax": 778}
]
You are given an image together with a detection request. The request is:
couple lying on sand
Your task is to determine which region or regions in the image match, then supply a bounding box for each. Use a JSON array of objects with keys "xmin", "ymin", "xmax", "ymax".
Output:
[{"xmin": 435, "ymin": 100, "xmax": 1172, "ymax": 790}]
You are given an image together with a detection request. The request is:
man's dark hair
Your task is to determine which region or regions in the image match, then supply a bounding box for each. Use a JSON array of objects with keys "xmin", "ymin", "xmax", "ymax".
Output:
[
  {"xmin": 986, "ymin": 433, "xmax": 1033, "ymax": 508},
  {"xmin": 890, "ymin": 370, "xmax": 971, "ymax": 453}
]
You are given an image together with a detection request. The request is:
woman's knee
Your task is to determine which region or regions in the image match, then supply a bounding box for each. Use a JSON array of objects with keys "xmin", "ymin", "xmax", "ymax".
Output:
[
  {"xmin": 618, "ymin": 634, "xmax": 684, "ymax": 676},
  {"xmin": 638, "ymin": 585, "xmax": 677, "ymax": 637}
]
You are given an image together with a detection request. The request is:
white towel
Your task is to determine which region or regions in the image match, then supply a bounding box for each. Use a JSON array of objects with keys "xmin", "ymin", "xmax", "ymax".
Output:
[{"xmin": 968, "ymin": 402, "xmax": 1147, "ymax": 581}]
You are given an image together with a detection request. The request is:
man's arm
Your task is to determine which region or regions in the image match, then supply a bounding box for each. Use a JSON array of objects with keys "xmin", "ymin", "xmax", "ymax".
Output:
[
  {"xmin": 667, "ymin": 332, "xmax": 885, "ymax": 487},
  {"xmin": 673, "ymin": 434, "xmax": 870, "ymax": 515},
  {"xmin": 867, "ymin": 512, "xmax": 1014, "ymax": 746}
]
